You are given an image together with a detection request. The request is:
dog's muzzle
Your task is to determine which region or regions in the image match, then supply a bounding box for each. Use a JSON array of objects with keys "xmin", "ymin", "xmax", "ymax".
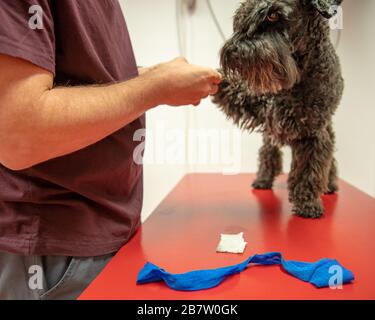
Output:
[{"xmin": 220, "ymin": 32, "xmax": 301, "ymax": 95}]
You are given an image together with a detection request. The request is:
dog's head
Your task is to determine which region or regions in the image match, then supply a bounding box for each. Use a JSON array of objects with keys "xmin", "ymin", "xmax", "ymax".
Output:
[{"xmin": 220, "ymin": 0, "xmax": 343, "ymax": 95}]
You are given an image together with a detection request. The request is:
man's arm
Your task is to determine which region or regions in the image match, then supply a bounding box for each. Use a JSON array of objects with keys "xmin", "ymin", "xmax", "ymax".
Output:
[{"xmin": 0, "ymin": 55, "xmax": 221, "ymax": 171}]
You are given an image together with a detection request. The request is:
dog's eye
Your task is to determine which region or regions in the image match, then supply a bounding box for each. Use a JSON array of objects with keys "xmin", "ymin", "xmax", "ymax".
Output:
[{"xmin": 267, "ymin": 12, "xmax": 280, "ymax": 22}]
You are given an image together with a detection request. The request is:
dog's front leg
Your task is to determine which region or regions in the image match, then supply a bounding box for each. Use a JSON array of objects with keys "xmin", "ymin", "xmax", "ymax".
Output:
[
  {"xmin": 288, "ymin": 130, "xmax": 333, "ymax": 218},
  {"xmin": 213, "ymin": 73, "xmax": 265, "ymax": 130},
  {"xmin": 252, "ymin": 134, "xmax": 283, "ymax": 189}
]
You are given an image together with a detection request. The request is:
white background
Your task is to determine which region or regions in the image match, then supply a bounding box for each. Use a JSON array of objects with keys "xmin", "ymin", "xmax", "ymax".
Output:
[{"xmin": 119, "ymin": 0, "xmax": 375, "ymax": 221}]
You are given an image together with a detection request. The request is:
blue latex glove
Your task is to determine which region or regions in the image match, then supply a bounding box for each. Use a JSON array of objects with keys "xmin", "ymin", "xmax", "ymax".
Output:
[{"xmin": 137, "ymin": 252, "xmax": 354, "ymax": 291}]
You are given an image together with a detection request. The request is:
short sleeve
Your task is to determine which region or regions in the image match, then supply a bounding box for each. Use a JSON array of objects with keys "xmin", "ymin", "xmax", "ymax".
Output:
[{"xmin": 0, "ymin": 0, "xmax": 55, "ymax": 74}]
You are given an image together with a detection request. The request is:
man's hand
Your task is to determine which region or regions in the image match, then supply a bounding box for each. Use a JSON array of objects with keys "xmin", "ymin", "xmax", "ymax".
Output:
[{"xmin": 141, "ymin": 57, "xmax": 222, "ymax": 106}]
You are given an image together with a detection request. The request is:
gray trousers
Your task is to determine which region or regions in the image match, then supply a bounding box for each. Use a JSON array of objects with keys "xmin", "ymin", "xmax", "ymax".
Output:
[{"xmin": 0, "ymin": 251, "xmax": 115, "ymax": 300}]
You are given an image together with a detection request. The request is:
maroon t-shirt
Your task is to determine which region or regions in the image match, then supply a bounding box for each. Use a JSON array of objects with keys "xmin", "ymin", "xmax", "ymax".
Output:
[{"xmin": 0, "ymin": 0, "xmax": 145, "ymax": 256}]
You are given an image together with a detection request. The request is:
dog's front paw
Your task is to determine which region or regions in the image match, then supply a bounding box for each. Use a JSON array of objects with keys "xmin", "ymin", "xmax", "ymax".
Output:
[
  {"xmin": 292, "ymin": 200, "xmax": 324, "ymax": 219},
  {"xmin": 252, "ymin": 179, "xmax": 273, "ymax": 190}
]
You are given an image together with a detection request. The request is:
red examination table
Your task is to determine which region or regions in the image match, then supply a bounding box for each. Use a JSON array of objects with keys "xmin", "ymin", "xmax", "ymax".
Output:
[{"xmin": 80, "ymin": 174, "xmax": 375, "ymax": 300}]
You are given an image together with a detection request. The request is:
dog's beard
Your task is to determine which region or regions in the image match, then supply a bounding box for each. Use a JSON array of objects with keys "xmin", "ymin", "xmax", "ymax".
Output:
[{"xmin": 221, "ymin": 32, "xmax": 300, "ymax": 95}]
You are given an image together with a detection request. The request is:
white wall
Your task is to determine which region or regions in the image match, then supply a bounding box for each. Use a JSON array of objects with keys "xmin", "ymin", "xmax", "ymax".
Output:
[
  {"xmin": 335, "ymin": 0, "xmax": 375, "ymax": 198},
  {"xmin": 120, "ymin": 0, "xmax": 375, "ymax": 221}
]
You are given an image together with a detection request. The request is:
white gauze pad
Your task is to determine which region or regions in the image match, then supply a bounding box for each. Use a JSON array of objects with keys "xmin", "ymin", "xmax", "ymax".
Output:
[{"xmin": 216, "ymin": 232, "xmax": 247, "ymax": 254}]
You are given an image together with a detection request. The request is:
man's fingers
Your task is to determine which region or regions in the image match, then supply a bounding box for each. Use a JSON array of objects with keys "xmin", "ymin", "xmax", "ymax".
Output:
[
  {"xmin": 175, "ymin": 56, "xmax": 189, "ymax": 64},
  {"xmin": 190, "ymin": 85, "xmax": 217, "ymax": 106},
  {"xmin": 206, "ymin": 70, "xmax": 222, "ymax": 84},
  {"xmin": 213, "ymin": 72, "xmax": 223, "ymax": 84},
  {"xmin": 194, "ymin": 66, "xmax": 222, "ymax": 84},
  {"xmin": 208, "ymin": 84, "xmax": 219, "ymax": 95}
]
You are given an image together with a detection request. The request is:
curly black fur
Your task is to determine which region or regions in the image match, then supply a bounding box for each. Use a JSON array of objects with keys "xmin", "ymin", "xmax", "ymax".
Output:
[{"xmin": 213, "ymin": 0, "xmax": 344, "ymax": 218}]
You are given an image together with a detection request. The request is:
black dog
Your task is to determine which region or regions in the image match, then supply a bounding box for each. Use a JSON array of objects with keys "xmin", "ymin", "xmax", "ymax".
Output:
[{"xmin": 214, "ymin": 0, "xmax": 344, "ymax": 218}]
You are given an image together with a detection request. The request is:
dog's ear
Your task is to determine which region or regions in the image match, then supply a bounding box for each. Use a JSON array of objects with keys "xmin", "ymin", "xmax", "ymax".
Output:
[{"xmin": 310, "ymin": 0, "xmax": 343, "ymax": 19}]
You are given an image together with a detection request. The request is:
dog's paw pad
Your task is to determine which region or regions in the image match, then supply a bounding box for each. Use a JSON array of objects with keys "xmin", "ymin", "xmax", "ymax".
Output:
[
  {"xmin": 252, "ymin": 179, "xmax": 273, "ymax": 190},
  {"xmin": 292, "ymin": 201, "xmax": 324, "ymax": 219}
]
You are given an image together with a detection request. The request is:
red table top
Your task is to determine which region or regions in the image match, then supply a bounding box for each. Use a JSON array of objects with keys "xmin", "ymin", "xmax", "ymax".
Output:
[{"xmin": 79, "ymin": 174, "xmax": 375, "ymax": 300}]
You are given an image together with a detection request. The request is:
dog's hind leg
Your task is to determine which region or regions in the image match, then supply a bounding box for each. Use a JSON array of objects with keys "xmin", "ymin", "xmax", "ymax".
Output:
[
  {"xmin": 288, "ymin": 131, "xmax": 333, "ymax": 218},
  {"xmin": 252, "ymin": 134, "xmax": 283, "ymax": 190},
  {"xmin": 327, "ymin": 159, "xmax": 339, "ymax": 194},
  {"xmin": 326, "ymin": 124, "xmax": 339, "ymax": 194}
]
